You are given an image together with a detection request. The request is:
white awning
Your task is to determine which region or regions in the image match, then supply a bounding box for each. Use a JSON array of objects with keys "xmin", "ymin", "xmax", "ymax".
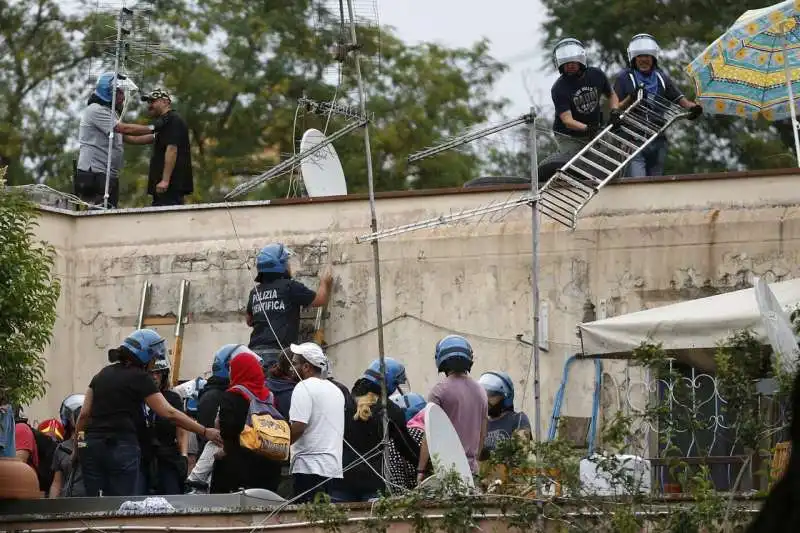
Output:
[{"xmin": 578, "ymin": 278, "xmax": 800, "ymax": 367}]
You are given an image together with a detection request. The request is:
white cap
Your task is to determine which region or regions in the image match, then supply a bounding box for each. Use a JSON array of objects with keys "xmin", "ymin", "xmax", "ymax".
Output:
[{"xmin": 290, "ymin": 342, "xmax": 328, "ymax": 371}]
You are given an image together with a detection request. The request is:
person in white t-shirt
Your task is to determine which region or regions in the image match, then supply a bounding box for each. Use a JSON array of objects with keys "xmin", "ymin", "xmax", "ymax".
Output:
[{"xmin": 288, "ymin": 342, "xmax": 344, "ymax": 502}]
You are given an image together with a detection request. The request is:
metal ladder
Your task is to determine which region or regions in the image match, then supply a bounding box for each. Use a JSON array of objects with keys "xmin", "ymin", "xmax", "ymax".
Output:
[
  {"xmin": 136, "ymin": 279, "xmax": 191, "ymax": 386},
  {"xmin": 538, "ymin": 90, "xmax": 692, "ymax": 229}
]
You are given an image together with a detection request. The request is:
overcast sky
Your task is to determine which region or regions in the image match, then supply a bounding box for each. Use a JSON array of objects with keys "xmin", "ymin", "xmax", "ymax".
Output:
[{"xmin": 378, "ymin": 0, "xmax": 558, "ymax": 118}]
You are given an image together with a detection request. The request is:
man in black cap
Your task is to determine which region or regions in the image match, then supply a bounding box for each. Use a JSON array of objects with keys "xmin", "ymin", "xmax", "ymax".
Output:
[{"xmin": 142, "ymin": 89, "xmax": 193, "ymax": 207}]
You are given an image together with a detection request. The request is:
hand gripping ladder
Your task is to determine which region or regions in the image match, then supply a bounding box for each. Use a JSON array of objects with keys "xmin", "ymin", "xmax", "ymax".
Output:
[{"xmin": 538, "ymin": 89, "xmax": 692, "ymax": 229}]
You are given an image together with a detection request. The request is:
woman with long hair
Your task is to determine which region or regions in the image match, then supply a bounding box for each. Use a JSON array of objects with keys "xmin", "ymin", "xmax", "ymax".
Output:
[
  {"xmin": 75, "ymin": 329, "xmax": 222, "ymax": 497},
  {"xmin": 211, "ymin": 349, "xmax": 284, "ymax": 493},
  {"xmin": 330, "ymin": 358, "xmax": 420, "ymax": 502}
]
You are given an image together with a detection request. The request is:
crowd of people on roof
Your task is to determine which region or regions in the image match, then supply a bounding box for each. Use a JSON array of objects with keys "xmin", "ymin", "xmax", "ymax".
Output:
[
  {"xmin": 67, "ymin": 34, "xmax": 707, "ymax": 212},
  {"xmin": 549, "ymin": 33, "xmax": 703, "ymax": 178},
  {"xmin": 1, "ymin": 242, "xmax": 531, "ymax": 502}
]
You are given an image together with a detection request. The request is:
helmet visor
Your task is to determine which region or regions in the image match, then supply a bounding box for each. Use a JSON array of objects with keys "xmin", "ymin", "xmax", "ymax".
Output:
[
  {"xmin": 629, "ymin": 36, "xmax": 659, "ymax": 59},
  {"xmin": 479, "ymin": 373, "xmax": 509, "ymax": 396},
  {"xmin": 555, "ymin": 42, "xmax": 586, "ymax": 67}
]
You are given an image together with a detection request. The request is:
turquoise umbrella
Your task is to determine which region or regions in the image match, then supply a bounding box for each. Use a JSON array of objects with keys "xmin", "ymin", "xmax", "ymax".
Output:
[{"xmin": 686, "ymin": 0, "xmax": 800, "ymax": 164}]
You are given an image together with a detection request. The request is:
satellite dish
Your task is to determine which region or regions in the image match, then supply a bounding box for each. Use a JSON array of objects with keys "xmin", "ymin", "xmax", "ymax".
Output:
[
  {"xmin": 299, "ymin": 128, "xmax": 348, "ymax": 197},
  {"xmin": 754, "ymin": 276, "xmax": 800, "ymax": 375},
  {"xmin": 423, "ymin": 403, "xmax": 475, "ymax": 489}
]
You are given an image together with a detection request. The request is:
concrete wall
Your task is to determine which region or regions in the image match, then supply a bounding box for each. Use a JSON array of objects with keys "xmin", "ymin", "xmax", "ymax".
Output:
[{"xmin": 26, "ymin": 170, "xmax": 800, "ymax": 440}]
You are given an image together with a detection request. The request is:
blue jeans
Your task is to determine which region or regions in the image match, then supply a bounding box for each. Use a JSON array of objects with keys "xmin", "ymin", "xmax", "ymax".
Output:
[
  {"xmin": 80, "ymin": 434, "xmax": 142, "ymax": 496},
  {"xmin": 329, "ymin": 488, "xmax": 380, "ymax": 503},
  {"xmin": 627, "ymin": 136, "xmax": 668, "ymax": 177}
]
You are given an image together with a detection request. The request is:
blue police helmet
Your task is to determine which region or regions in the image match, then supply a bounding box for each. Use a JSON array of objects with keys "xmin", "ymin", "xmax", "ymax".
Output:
[
  {"xmin": 211, "ymin": 344, "xmax": 260, "ymax": 379},
  {"xmin": 363, "ymin": 358, "xmax": 407, "ymax": 396},
  {"xmin": 94, "ymin": 72, "xmax": 119, "ymax": 103},
  {"xmin": 256, "ymin": 244, "xmax": 290, "ymax": 274},
  {"xmin": 390, "ymin": 393, "xmax": 427, "ymax": 422},
  {"xmin": 434, "ymin": 335, "xmax": 474, "ymax": 370},
  {"xmin": 118, "ymin": 329, "xmax": 167, "ymax": 365},
  {"xmin": 479, "ymin": 371, "xmax": 515, "ymax": 409}
]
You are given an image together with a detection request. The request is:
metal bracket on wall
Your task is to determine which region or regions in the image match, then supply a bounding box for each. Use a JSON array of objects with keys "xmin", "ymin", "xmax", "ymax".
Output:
[{"xmin": 136, "ymin": 279, "xmax": 191, "ymax": 386}]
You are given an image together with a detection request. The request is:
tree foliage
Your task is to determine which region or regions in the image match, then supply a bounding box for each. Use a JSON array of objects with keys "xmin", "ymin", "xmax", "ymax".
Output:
[
  {"xmin": 0, "ymin": 169, "xmax": 61, "ymax": 407},
  {"xmin": 2, "ymin": 0, "xmax": 512, "ymax": 205},
  {"xmin": 540, "ymin": 0, "xmax": 797, "ymax": 175},
  {"xmin": 0, "ymin": 0, "xmax": 106, "ymax": 186}
]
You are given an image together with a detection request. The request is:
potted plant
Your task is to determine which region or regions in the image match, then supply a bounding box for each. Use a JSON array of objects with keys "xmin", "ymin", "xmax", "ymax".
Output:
[{"xmin": 0, "ymin": 172, "xmax": 61, "ymax": 498}]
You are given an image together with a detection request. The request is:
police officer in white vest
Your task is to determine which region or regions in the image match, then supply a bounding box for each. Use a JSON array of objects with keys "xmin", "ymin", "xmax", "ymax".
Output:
[
  {"xmin": 245, "ymin": 244, "xmax": 332, "ymax": 370},
  {"xmin": 613, "ymin": 34, "xmax": 703, "ymax": 178}
]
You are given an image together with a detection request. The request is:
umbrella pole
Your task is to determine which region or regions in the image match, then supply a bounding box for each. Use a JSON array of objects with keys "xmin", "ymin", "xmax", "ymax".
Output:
[{"xmin": 782, "ymin": 29, "xmax": 800, "ymax": 167}]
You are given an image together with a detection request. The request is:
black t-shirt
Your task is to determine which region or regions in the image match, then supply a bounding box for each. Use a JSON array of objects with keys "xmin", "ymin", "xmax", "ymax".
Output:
[
  {"xmin": 246, "ymin": 278, "xmax": 316, "ymax": 349},
  {"xmin": 551, "ymin": 66, "xmax": 612, "ymax": 137},
  {"xmin": 148, "ymin": 110, "xmax": 193, "ymax": 195},
  {"xmin": 86, "ymin": 363, "xmax": 159, "ymax": 435}
]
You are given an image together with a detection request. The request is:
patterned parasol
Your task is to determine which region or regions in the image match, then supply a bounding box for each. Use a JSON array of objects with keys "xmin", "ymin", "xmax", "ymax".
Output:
[{"xmin": 686, "ymin": 0, "xmax": 800, "ymax": 163}]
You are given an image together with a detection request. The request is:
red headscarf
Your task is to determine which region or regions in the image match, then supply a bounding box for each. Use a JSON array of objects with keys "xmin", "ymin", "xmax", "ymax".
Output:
[{"xmin": 227, "ymin": 352, "xmax": 270, "ymax": 402}]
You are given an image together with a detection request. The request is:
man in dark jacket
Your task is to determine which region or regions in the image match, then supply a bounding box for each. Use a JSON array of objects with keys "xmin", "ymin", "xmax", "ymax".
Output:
[
  {"xmin": 266, "ymin": 350, "xmax": 297, "ymax": 420},
  {"xmin": 246, "ymin": 243, "xmax": 332, "ymax": 370}
]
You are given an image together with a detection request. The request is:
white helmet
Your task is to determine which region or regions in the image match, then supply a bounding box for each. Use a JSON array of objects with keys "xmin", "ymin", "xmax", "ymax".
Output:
[
  {"xmin": 628, "ymin": 34, "xmax": 660, "ymax": 66},
  {"xmin": 553, "ymin": 38, "xmax": 588, "ymax": 72}
]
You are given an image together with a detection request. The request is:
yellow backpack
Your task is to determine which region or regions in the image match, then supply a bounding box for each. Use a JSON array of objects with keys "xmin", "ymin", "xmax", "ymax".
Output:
[{"xmin": 231, "ymin": 385, "xmax": 290, "ymax": 461}]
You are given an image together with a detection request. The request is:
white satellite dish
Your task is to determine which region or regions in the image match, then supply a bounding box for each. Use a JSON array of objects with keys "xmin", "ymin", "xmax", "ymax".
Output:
[
  {"xmin": 299, "ymin": 128, "xmax": 348, "ymax": 197},
  {"xmin": 423, "ymin": 403, "xmax": 475, "ymax": 489},
  {"xmin": 755, "ymin": 276, "xmax": 800, "ymax": 375}
]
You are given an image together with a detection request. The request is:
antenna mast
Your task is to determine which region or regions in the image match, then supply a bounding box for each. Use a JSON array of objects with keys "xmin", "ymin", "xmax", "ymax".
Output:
[
  {"xmin": 102, "ymin": 6, "xmax": 133, "ymax": 209},
  {"xmin": 356, "ymin": 110, "xmax": 544, "ymax": 443},
  {"xmin": 341, "ymin": 0, "xmax": 392, "ymax": 487}
]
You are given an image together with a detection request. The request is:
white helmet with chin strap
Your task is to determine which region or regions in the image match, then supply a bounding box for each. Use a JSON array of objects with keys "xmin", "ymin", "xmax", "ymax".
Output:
[
  {"xmin": 553, "ymin": 38, "xmax": 588, "ymax": 73},
  {"xmin": 628, "ymin": 33, "xmax": 660, "ymax": 67}
]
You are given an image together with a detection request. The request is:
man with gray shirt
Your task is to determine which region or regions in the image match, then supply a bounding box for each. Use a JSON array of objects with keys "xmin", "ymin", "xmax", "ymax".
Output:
[{"xmin": 75, "ymin": 72, "xmax": 160, "ymax": 208}]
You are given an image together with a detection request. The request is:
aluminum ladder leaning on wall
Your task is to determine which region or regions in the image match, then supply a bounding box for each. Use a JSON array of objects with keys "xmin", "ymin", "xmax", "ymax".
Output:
[
  {"xmin": 136, "ymin": 280, "xmax": 191, "ymax": 386},
  {"xmin": 538, "ymin": 89, "xmax": 693, "ymax": 229}
]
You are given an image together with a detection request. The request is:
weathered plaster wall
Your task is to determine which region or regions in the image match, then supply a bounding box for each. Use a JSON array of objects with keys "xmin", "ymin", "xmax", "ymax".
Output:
[{"xmin": 26, "ymin": 171, "xmax": 800, "ymax": 440}]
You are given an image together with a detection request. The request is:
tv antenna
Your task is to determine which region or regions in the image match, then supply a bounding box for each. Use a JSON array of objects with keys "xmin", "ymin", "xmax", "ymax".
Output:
[
  {"xmin": 355, "ymin": 110, "xmax": 544, "ymax": 442},
  {"xmin": 220, "ymin": 0, "xmax": 395, "ymax": 488},
  {"xmin": 83, "ymin": 0, "xmax": 174, "ymax": 209}
]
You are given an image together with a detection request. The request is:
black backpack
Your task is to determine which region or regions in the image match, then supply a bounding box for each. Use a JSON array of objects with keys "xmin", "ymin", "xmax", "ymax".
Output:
[{"xmin": 30, "ymin": 428, "xmax": 58, "ymax": 492}]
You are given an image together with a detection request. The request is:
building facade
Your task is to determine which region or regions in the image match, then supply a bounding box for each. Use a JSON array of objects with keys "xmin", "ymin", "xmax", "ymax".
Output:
[{"xmin": 27, "ymin": 169, "xmax": 800, "ymax": 444}]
